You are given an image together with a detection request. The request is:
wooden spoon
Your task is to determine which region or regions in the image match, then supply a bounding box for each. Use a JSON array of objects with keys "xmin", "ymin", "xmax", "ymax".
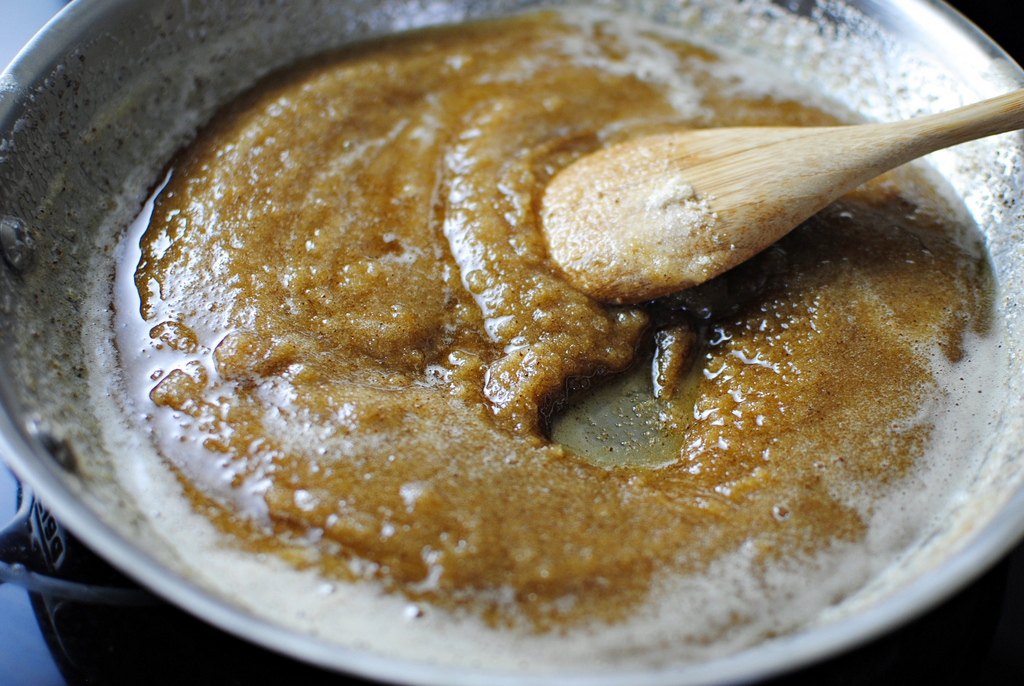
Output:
[{"xmin": 541, "ymin": 89, "xmax": 1024, "ymax": 304}]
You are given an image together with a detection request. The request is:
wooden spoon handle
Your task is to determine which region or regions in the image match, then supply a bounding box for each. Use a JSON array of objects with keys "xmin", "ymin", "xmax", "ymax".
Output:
[{"xmin": 883, "ymin": 88, "xmax": 1024, "ymax": 163}]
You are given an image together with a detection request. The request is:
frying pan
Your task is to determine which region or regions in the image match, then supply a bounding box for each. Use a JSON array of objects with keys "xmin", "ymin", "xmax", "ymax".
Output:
[{"xmin": 3, "ymin": 0, "xmax": 1024, "ymax": 683}]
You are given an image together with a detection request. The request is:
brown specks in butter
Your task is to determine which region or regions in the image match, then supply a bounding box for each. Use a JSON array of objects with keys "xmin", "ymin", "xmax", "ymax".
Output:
[{"xmin": 121, "ymin": 13, "xmax": 993, "ymax": 630}]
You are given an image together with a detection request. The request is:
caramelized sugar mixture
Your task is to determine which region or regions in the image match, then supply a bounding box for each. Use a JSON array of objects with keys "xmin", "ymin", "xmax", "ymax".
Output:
[{"xmin": 126, "ymin": 13, "xmax": 992, "ymax": 628}]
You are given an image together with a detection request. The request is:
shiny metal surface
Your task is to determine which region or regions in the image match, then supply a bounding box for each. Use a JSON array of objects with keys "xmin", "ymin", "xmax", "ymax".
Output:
[{"xmin": 2, "ymin": 1, "xmax": 1024, "ymax": 683}]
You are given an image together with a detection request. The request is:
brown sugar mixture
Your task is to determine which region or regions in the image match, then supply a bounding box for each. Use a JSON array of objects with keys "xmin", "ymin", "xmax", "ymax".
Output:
[{"xmin": 123, "ymin": 11, "xmax": 992, "ymax": 629}]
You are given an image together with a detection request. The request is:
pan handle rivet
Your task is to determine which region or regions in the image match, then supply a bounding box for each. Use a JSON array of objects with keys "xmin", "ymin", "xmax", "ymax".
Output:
[{"xmin": 1, "ymin": 216, "xmax": 34, "ymax": 271}]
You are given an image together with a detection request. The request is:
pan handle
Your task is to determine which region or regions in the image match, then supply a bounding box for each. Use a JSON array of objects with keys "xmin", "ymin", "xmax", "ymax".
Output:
[{"xmin": 0, "ymin": 468, "xmax": 156, "ymax": 605}]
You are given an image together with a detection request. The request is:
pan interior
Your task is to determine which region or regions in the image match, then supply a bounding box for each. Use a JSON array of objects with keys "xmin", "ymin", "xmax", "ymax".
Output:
[{"xmin": 1, "ymin": 0, "xmax": 1023, "ymax": 680}]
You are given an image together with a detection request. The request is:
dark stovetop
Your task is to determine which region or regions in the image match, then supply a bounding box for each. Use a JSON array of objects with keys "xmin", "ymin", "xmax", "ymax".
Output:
[{"xmin": 2, "ymin": 1, "xmax": 1024, "ymax": 684}]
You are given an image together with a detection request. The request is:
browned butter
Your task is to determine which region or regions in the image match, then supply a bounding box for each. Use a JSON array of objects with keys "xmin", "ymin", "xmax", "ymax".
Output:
[{"xmin": 122, "ymin": 11, "xmax": 992, "ymax": 629}]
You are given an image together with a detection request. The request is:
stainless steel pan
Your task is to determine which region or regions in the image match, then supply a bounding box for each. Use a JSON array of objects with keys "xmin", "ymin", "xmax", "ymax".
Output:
[{"xmin": 3, "ymin": 0, "xmax": 1024, "ymax": 683}]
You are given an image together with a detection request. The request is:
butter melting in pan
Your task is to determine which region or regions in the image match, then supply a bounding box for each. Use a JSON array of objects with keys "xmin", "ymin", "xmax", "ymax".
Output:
[{"xmin": 119, "ymin": 12, "xmax": 993, "ymax": 629}]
